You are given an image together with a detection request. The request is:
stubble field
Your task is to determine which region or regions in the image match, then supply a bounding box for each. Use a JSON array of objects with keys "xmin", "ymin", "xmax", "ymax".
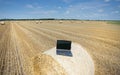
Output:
[{"xmin": 0, "ymin": 20, "xmax": 120, "ymax": 75}]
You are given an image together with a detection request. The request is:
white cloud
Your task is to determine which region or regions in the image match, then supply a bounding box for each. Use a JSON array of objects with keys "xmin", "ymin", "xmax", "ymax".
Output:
[
  {"xmin": 112, "ymin": 11, "xmax": 119, "ymax": 14},
  {"xmin": 62, "ymin": 0, "xmax": 73, "ymax": 3},
  {"xmin": 26, "ymin": 4, "xmax": 42, "ymax": 9},
  {"xmin": 67, "ymin": 2, "xmax": 109, "ymax": 12},
  {"xmin": 118, "ymin": 5, "xmax": 120, "ymax": 8},
  {"xmin": 66, "ymin": 11, "xmax": 70, "ymax": 14},
  {"xmin": 87, "ymin": 13, "xmax": 108, "ymax": 19},
  {"xmin": 28, "ymin": 10, "xmax": 58, "ymax": 15},
  {"xmin": 98, "ymin": 9, "xmax": 104, "ymax": 12},
  {"xmin": 58, "ymin": 6, "xmax": 62, "ymax": 9},
  {"xmin": 104, "ymin": 0, "xmax": 110, "ymax": 2},
  {"xmin": 26, "ymin": 4, "xmax": 34, "ymax": 8}
]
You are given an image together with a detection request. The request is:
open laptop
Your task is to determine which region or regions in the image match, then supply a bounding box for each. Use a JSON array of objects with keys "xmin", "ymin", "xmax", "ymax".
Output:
[{"xmin": 56, "ymin": 40, "xmax": 72, "ymax": 56}]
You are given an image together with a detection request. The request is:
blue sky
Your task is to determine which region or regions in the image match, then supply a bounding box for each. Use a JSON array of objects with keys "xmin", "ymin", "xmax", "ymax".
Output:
[{"xmin": 0, "ymin": 0, "xmax": 120, "ymax": 20}]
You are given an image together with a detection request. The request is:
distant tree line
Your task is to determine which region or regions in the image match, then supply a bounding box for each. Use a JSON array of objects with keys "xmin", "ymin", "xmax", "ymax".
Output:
[
  {"xmin": 0, "ymin": 18, "xmax": 56, "ymax": 21},
  {"xmin": 0, "ymin": 18, "xmax": 83, "ymax": 21},
  {"xmin": 0, "ymin": 18, "xmax": 119, "ymax": 21}
]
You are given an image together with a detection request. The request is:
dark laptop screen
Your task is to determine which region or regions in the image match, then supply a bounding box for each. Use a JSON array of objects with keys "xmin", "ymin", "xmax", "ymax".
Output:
[{"xmin": 57, "ymin": 40, "xmax": 71, "ymax": 50}]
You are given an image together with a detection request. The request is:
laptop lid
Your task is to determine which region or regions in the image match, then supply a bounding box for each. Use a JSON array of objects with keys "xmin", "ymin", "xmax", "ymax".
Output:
[{"xmin": 57, "ymin": 40, "xmax": 71, "ymax": 50}]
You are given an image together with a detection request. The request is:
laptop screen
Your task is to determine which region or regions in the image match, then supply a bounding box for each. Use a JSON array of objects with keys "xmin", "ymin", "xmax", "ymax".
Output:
[{"xmin": 57, "ymin": 40, "xmax": 71, "ymax": 50}]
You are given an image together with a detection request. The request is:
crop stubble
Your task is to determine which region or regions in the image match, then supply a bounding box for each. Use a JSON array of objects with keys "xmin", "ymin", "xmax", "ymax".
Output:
[{"xmin": 0, "ymin": 21, "xmax": 120, "ymax": 75}]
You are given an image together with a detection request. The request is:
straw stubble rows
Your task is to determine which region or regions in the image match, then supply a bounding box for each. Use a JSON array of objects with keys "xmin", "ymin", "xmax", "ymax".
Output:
[{"xmin": 0, "ymin": 21, "xmax": 120, "ymax": 75}]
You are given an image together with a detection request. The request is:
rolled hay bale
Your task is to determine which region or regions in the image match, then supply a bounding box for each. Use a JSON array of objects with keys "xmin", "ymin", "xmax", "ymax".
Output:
[
  {"xmin": 35, "ymin": 21, "xmax": 39, "ymax": 24},
  {"xmin": 70, "ymin": 21, "xmax": 74, "ymax": 23},
  {"xmin": 0, "ymin": 21, "xmax": 5, "ymax": 25},
  {"xmin": 44, "ymin": 43, "xmax": 94, "ymax": 75},
  {"xmin": 33, "ymin": 54, "xmax": 67, "ymax": 75},
  {"xmin": 59, "ymin": 21, "xmax": 63, "ymax": 24},
  {"xmin": 39, "ymin": 21, "xmax": 42, "ymax": 23},
  {"xmin": 81, "ymin": 21, "xmax": 84, "ymax": 23}
]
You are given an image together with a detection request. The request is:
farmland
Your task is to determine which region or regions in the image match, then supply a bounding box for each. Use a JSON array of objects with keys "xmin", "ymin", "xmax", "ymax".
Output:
[{"xmin": 0, "ymin": 20, "xmax": 120, "ymax": 75}]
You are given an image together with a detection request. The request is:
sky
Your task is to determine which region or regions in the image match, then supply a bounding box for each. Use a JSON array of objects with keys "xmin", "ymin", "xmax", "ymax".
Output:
[{"xmin": 0, "ymin": 0, "xmax": 120, "ymax": 20}]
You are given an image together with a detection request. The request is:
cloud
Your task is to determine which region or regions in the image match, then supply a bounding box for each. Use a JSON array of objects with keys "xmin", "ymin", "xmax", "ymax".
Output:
[
  {"xmin": 26, "ymin": 4, "xmax": 42, "ymax": 9},
  {"xmin": 67, "ymin": 2, "xmax": 109, "ymax": 11},
  {"xmin": 58, "ymin": 6, "xmax": 62, "ymax": 9},
  {"xmin": 62, "ymin": 0, "xmax": 73, "ymax": 3},
  {"xmin": 118, "ymin": 5, "xmax": 120, "ymax": 8},
  {"xmin": 64, "ymin": 1, "xmax": 109, "ymax": 14},
  {"xmin": 65, "ymin": 10, "xmax": 70, "ymax": 14},
  {"xmin": 26, "ymin": 4, "xmax": 34, "ymax": 8},
  {"xmin": 112, "ymin": 11, "xmax": 119, "ymax": 14},
  {"xmin": 28, "ymin": 10, "xmax": 58, "ymax": 15},
  {"xmin": 60, "ymin": 1, "xmax": 112, "ymax": 19},
  {"xmin": 104, "ymin": 0, "xmax": 110, "ymax": 2},
  {"xmin": 98, "ymin": 9, "xmax": 104, "ymax": 12}
]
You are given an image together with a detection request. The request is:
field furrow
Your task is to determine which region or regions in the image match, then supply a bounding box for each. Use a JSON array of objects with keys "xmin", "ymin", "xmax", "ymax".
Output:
[{"xmin": 0, "ymin": 21, "xmax": 120, "ymax": 75}]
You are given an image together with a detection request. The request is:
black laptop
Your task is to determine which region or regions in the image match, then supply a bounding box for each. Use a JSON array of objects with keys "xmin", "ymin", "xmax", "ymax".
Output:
[{"xmin": 56, "ymin": 40, "xmax": 72, "ymax": 56}]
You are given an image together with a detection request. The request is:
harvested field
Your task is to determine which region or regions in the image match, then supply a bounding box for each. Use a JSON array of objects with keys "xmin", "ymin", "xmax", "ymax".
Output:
[{"xmin": 0, "ymin": 20, "xmax": 120, "ymax": 75}]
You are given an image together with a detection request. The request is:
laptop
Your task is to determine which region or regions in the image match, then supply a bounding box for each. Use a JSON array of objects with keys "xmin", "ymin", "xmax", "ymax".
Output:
[{"xmin": 56, "ymin": 40, "xmax": 72, "ymax": 56}]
